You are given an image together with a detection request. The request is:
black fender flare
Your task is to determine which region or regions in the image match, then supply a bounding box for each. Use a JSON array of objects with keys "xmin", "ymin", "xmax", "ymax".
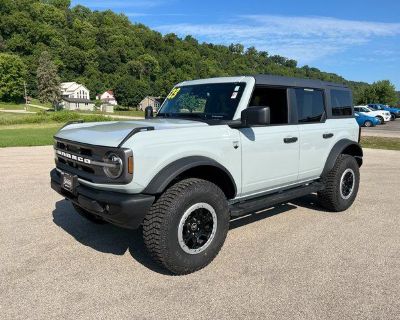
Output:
[
  {"xmin": 143, "ymin": 156, "xmax": 237, "ymax": 197},
  {"xmin": 322, "ymin": 139, "xmax": 363, "ymax": 176}
]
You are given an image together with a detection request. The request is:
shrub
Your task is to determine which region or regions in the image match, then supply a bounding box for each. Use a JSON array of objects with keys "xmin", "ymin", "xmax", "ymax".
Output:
[{"xmin": 0, "ymin": 110, "xmax": 114, "ymax": 125}]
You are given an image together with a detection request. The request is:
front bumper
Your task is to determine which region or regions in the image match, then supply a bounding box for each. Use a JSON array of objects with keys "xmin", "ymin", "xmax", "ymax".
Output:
[{"xmin": 50, "ymin": 169, "xmax": 155, "ymax": 229}]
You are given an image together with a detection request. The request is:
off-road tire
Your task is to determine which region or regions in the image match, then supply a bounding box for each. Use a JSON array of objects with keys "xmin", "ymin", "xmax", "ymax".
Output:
[
  {"xmin": 73, "ymin": 203, "xmax": 107, "ymax": 224},
  {"xmin": 318, "ymin": 154, "xmax": 360, "ymax": 212},
  {"xmin": 143, "ymin": 178, "xmax": 230, "ymax": 275}
]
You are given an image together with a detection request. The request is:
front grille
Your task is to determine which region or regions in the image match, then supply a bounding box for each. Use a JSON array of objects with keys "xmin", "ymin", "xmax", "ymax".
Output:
[
  {"xmin": 54, "ymin": 138, "xmax": 133, "ymax": 184},
  {"xmin": 56, "ymin": 141, "xmax": 95, "ymax": 176},
  {"xmin": 56, "ymin": 141, "xmax": 92, "ymax": 157}
]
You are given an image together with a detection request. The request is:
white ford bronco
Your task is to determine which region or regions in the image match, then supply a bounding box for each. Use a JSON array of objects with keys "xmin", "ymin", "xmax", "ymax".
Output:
[{"xmin": 51, "ymin": 75, "xmax": 363, "ymax": 274}]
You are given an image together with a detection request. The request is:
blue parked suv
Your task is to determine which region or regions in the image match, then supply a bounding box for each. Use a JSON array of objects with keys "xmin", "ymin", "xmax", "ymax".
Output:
[
  {"xmin": 354, "ymin": 112, "xmax": 380, "ymax": 127},
  {"xmin": 368, "ymin": 104, "xmax": 400, "ymax": 121}
]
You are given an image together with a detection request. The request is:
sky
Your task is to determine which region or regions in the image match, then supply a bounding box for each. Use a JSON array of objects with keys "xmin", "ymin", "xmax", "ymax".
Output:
[{"xmin": 72, "ymin": 0, "xmax": 400, "ymax": 89}]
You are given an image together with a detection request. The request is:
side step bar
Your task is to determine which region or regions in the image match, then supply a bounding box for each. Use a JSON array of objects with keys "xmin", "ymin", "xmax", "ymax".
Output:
[{"xmin": 230, "ymin": 182, "xmax": 325, "ymax": 217}]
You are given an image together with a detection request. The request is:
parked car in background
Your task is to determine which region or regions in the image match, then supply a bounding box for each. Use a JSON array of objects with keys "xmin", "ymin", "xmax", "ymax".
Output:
[
  {"xmin": 354, "ymin": 112, "xmax": 380, "ymax": 127},
  {"xmin": 354, "ymin": 105, "xmax": 391, "ymax": 124},
  {"xmin": 368, "ymin": 104, "xmax": 400, "ymax": 121}
]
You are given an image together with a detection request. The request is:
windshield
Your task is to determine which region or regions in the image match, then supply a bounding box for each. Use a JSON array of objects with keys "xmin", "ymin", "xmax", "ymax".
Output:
[{"xmin": 158, "ymin": 82, "xmax": 246, "ymax": 121}]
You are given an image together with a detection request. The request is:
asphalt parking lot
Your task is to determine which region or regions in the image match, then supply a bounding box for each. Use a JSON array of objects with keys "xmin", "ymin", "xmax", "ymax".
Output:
[
  {"xmin": 362, "ymin": 118, "xmax": 400, "ymax": 138},
  {"xmin": 1, "ymin": 146, "xmax": 399, "ymax": 320}
]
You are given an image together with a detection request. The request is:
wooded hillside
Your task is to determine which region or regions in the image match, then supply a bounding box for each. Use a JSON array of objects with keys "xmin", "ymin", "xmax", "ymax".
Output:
[{"xmin": 0, "ymin": 0, "xmax": 395, "ymax": 106}]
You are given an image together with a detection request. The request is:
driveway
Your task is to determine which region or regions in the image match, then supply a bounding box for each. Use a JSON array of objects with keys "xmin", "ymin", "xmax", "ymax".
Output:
[{"xmin": 0, "ymin": 146, "xmax": 399, "ymax": 320}]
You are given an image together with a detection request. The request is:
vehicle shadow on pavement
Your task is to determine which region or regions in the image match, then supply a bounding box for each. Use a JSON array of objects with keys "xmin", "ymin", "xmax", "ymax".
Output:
[
  {"xmin": 52, "ymin": 199, "xmax": 171, "ymax": 275},
  {"xmin": 229, "ymin": 194, "xmax": 327, "ymax": 230},
  {"xmin": 290, "ymin": 194, "xmax": 324, "ymax": 211},
  {"xmin": 52, "ymin": 196, "xmax": 322, "ymax": 274}
]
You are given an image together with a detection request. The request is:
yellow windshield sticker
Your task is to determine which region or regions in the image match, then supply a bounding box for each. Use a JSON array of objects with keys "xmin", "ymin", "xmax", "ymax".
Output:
[{"xmin": 167, "ymin": 87, "xmax": 180, "ymax": 99}]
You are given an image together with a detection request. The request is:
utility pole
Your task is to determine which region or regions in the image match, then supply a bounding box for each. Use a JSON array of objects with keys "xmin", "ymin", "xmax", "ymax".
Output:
[{"xmin": 24, "ymin": 81, "xmax": 27, "ymax": 111}]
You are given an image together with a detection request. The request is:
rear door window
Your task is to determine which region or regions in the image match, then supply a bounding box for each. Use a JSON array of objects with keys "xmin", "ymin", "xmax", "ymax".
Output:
[
  {"xmin": 294, "ymin": 88, "xmax": 325, "ymax": 123},
  {"xmin": 331, "ymin": 90, "xmax": 353, "ymax": 116}
]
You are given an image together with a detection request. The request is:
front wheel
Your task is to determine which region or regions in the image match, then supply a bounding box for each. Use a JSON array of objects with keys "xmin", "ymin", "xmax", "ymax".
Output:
[
  {"xmin": 143, "ymin": 178, "xmax": 230, "ymax": 275},
  {"xmin": 376, "ymin": 116, "xmax": 384, "ymax": 124},
  {"xmin": 390, "ymin": 113, "xmax": 396, "ymax": 121},
  {"xmin": 318, "ymin": 154, "xmax": 360, "ymax": 212},
  {"xmin": 364, "ymin": 120, "xmax": 372, "ymax": 127}
]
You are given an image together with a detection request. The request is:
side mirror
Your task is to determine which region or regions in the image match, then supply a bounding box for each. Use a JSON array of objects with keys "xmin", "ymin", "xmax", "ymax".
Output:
[
  {"xmin": 145, "ymin": 106, "xmax": 153, "ymax": 119},
  {"xmin": 241, "ymin": 106, "xmax": 270, "ymax": 126}
]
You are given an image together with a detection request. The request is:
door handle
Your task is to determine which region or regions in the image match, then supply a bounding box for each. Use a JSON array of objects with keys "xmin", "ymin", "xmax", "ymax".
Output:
[
  {"xmin": 323, "ymin": 133, "xmax": 334, "ymax": 139},
  {"xmin": 283, "ymin": 137, "xmax": 298, "ymax": 143}
]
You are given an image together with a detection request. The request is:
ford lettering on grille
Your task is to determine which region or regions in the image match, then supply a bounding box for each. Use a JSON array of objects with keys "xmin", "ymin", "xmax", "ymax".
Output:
[{"xmin": 56, "ymin": 149, "xmax": 91, "ymax": 164}]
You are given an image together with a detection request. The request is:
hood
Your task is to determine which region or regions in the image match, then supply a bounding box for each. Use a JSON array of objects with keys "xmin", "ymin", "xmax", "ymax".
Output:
[{"xmin": 54, "ymin": 118, "xmax": 208, "ymax": 147}]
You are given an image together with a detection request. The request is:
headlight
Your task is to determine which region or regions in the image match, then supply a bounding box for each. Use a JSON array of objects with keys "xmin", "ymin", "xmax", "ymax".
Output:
[{"xmin": 103, "ymin": 153, "xmax": 123, "ymax": 179}]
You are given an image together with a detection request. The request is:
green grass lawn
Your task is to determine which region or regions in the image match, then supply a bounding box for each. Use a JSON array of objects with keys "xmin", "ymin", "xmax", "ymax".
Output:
[
  {"xmin": 113, "ymin": 109, "xmax": 144, "ymax": 117},
  {"xmin": 0, "ymin": 100, "xmax": 50, "ymax": 112},
  {"xmin": 0, "ymin": 123, "xmax": 60, "ymax": 147},
  {"xmin": 360, "ymin": 136, "xmax": 400, "ymax": 151}
]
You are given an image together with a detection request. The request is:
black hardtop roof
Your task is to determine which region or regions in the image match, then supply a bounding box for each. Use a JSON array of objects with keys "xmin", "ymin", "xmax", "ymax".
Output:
[{"xmin": 253, "ymin": 74, "xmax": 349, "ymax": 90}]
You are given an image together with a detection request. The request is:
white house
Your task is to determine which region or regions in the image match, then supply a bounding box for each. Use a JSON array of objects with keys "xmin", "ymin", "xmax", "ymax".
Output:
[
  {"xmin": 97, "ymin": 90, "xmax": 118, "ymax": 105},
  {"xmin": 60, "ymin": 82, "xmax": 90, "ymax": 100},
  {"xmin": 60, "ymin": 82, "xmax": 94, "ymax": 111},
  {"xmin": 60, "ymin": 97, "xmax": 95, "ymax": 111}
]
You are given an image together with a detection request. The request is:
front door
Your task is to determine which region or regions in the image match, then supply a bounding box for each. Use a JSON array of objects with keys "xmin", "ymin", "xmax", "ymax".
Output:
[{"xmin": 239, "ymin": 86, "xmax": 300, "ymax": 198}]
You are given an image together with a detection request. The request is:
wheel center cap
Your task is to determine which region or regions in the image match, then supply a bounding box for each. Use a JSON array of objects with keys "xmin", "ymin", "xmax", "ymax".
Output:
[{"xmin": 191, "ymin": 223, "xmax": 197, "ymax": 231}]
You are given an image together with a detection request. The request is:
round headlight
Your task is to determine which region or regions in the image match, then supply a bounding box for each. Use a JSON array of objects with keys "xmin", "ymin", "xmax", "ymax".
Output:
[{"xmin": 103, "ymin": 153, "xmax": 123, "ymax": 179}]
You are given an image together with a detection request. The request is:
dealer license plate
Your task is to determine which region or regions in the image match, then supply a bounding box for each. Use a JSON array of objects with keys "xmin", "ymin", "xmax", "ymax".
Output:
[{"xmin": 61, "ymin": 172, "xmax": 77, "ymax": 193}]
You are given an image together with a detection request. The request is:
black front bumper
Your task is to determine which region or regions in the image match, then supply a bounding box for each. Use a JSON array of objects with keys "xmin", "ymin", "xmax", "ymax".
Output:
[{"xmin": 50, "ymin": 169, "xmax": 155, "ymax": 229}]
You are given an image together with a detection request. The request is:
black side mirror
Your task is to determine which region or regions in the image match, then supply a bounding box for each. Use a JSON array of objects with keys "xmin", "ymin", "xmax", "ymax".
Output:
[
  {"xmin": 241, "ymin": 106, "xmax": 270, "ymax": 126},
  {"xmin": 145, "ymin": 106, "xmax": 153, "ymax": 119}
]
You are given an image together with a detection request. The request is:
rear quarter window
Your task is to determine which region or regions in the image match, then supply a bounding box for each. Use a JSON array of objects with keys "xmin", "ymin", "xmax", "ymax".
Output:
[{"xmin": 331, "ymin": 90, "xmax": 353, "ymax": 116}]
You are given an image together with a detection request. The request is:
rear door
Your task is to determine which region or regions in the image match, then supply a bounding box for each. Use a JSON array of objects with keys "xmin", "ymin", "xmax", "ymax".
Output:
[{"xmin": 292, "ymin": 87, "xmax": 333, "ymax": 181}]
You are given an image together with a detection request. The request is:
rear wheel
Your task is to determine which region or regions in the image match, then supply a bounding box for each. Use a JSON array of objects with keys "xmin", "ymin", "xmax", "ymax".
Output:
[
  {"xmin": 318, "ymin": 154, "xmax": 360, "ymax": 212},
  {"xmin": 72, "ymin": 203, "xmax": 106, "ymax": 224},
  {"xmin": 363, "ymin": 120, "xmax": 372, "ymax": 127},
  {"xmin": 143, "ymin": 178, "xmax": 230, "ymax": 275}
]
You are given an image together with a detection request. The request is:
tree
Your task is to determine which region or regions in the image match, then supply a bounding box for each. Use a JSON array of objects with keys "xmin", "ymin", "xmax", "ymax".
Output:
[
  {"xmin": 0, "ymin": 53, "xmax": 26, "ymax": 102},
  {"xmin": 360, "ymin": 80, "xmax": 397, "ymax": 105},
  {"xmin": 0, "ymin": 35, "xmax": 5, "ymax": 51},
  {"xmin": 0, "ymin": 0, "xmax": 380, "ymax": 102},
  {"xmin": 138, "ymin": 54, "xmax": 160, "ymax": 79},
  {"xmin": 36, "ymin": 51, "xmax": 60, "ymax": 106},
  {"xmin": 114, "ymin": 76, "xmax": 150, "ymax": 107}
]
